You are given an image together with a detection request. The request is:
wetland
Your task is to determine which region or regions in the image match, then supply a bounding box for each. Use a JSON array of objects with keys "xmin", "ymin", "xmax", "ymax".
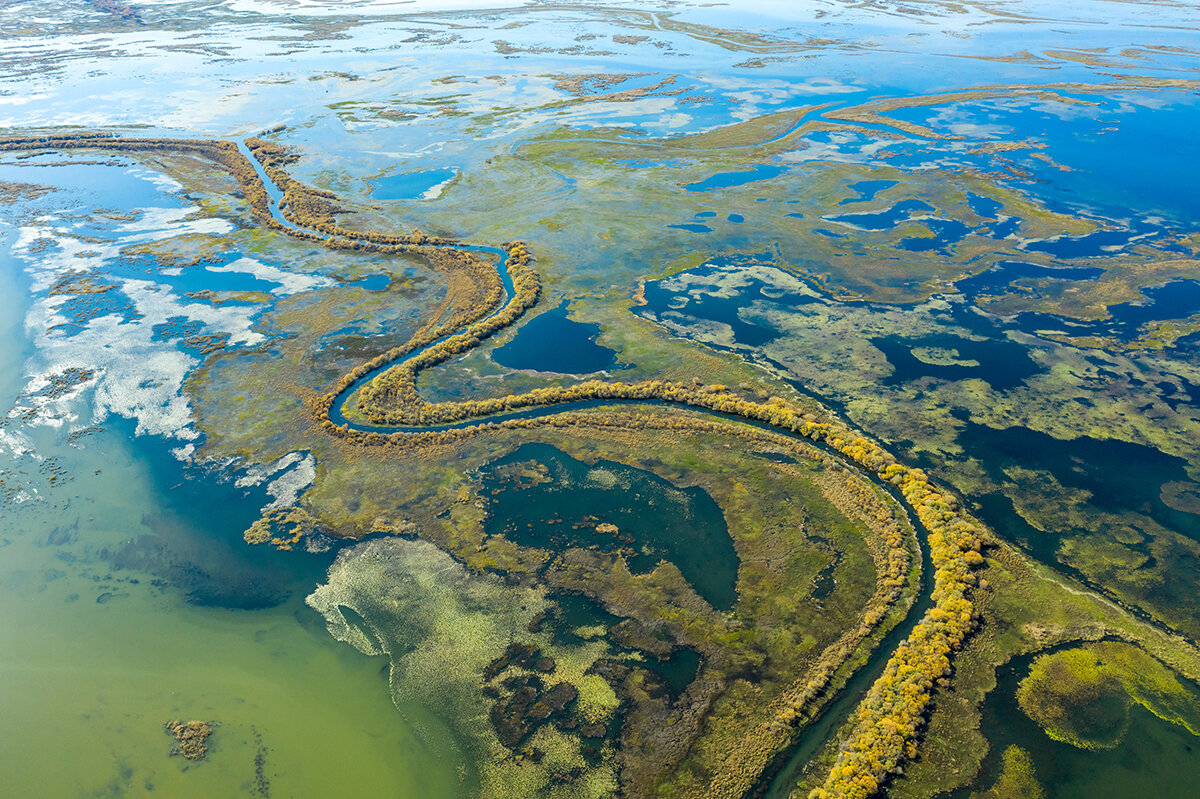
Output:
[{"xmin": 3, "ymin": 2, "xmax": 1200, "ymax": 799}]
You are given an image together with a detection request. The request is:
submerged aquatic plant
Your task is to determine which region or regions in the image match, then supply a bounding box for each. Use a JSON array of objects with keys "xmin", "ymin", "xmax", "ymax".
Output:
[{"xmin": 1016, "ymin": 641, "xmax": 1200, "ymax": 750}]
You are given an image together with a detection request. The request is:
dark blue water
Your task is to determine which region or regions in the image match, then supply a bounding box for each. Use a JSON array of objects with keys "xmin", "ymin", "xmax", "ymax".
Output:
[
  {"xmin": 1023, "ymin": 226, "xmax": 1146, "ymax": 258},
  {"xmin": 839, "ymin": 179, "xmax": 898, "ymax": 205},
  {"xmin": 669, "ymin": 223, "xmax": 712, "ymax": 233},
  {"xmin": 987, "ymin": 216, "xmax": 1022, "ymax": 238},
  {"xmin": 898, "ymin": 218, "xmax": 972, "ymax": 253},
  {"xmin": 370, "ymin": 167, "xmax": 457, "ymax": 200},
  {"xmin": 1012, "ymin": 279, "xmax": 1200, "ymax": 340},
  {"xmin": 967, "ymin": 192, "xmax": 1004, "ymax": 219},
  {"xmin": 955, "ymin": 261, "xmax": 1104, "ymax": 297},
  {"xmin": 683, "ymin": 163, "xmax": 786, "ymax": 192},
  {"xmin": 640, "ymin": 264, "xmax": 803, "ymax": 347},
  {"xmin": 888, "ymin": 93, "xmax": 1200, "ymax": 224},
  {"xmin": 492, "ymin": 304, "xmax": 618, "ymax": 374},
  {"xmin": 958, "ymin": 422, "xmax": 1200, "ymax": 544},
  {"xmin": 873, "ymin": 333, "xmax": 1041, "ymax": 389},
  {"xmin": 729, "ymin": 213, "xmax": 745, "ymax": 223}
]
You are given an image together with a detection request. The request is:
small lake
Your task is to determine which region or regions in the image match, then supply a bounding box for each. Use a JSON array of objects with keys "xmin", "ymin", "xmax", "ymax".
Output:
[
  {"xmin": 683, "ymin": 164, "xmax": 786, "ymax": 192},
  {"xmin": 839, "ymin": 179, "xmax": 898, "ymax": 205},
  {"xmin": 480, "ymin": 442, "xmax": 739, "ymax": 611},
  {"xmin": 492, "ymin": 305, "xmax": 618, "ymax": 374}
]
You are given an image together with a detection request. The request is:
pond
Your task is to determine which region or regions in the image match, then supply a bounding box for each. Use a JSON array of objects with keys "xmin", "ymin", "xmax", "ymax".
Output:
[
  {"xmin": 369, "ymin": 167, "xmax": 458, "ymax": 200},
  {"xmin": 479, "ymin": 442, "xmax": 740, "ymax": 611},
  {"xmin": 492, "ymin": 304, "xmax": 619, "ymax": 374},
  {"xmin": 683, "ymin": 163, "xmax": 786, "ymax": 192}
]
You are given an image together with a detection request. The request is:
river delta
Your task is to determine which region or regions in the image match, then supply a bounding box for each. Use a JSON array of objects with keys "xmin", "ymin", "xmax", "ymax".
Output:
[{"xmin": 1, "ymin": 1, "xmax": 1199, "ymax": 798}]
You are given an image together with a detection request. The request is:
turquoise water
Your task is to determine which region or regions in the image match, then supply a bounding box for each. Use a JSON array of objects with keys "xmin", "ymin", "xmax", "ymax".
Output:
[{"xmin": 370, "ymin": 168, "xmax": 458, "ymax": 200}]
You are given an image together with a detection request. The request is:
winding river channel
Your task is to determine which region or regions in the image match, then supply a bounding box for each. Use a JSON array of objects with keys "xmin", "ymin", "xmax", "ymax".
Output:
[{"xmin": 235, "ymin": 135, "xmax": 942, "ymax": 798}]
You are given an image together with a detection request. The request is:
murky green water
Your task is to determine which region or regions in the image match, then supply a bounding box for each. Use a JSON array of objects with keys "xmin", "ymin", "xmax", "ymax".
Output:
[
  {"xmin": 0, "ymin": 232, "xmax": 463, "ymax": 798},
  {"xmin": 955, "ymin": 652, "xmax": 1200, "ymax": 799}
]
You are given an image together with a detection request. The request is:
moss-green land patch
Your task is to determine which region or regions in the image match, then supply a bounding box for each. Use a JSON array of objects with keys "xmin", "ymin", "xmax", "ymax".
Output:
[{"xmin": 1016, "ymin": 641, "xmax": 1200, "ymax": 750}]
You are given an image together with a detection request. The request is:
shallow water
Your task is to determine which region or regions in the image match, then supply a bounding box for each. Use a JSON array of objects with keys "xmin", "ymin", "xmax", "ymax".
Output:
[
  {"xmin": 3, "ymin": 1, "xmax": 1200, "ymax": 796},
  {"xmin": 0, "ymin": 383, "xmax": 465, "ymax": 799},
  {"xmin": 370, "ymin": 167, "xmax": 458, "ymax": 200},
  {"xmin": 479, "ymin": 442, "xmax": 739, "ymax": 611},
  {"xmin": 954, "ymin": 652, "xmax": 1200, "ymax": 799},
  {"xmin": 0, "ymin": 152, "xmax": 464, "ymax": 799},
  {"xmin": 683, "ymin": 164, "xmax": 787, "ymax": 192}
]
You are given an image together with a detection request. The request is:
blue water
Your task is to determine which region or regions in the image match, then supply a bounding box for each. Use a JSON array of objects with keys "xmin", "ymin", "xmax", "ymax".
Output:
[
  {"xmin": 728, "ymin": 213, "xmax": 745, "ymax": 223},
  {"xmin": 987, "ymin": 216, "xmax": 1023, "ymax": 238},
  {"xmin": 967, "ymin": 192, "xmax": 1004, "ymax": 219},
  {"xmin": 839, "ymin": 179, "xmax": 898, "ymax": 205},
  {"xmin": 1012, "ymin": 279, "xmax": 1200, "ymax": 339},
  {"xmin": 683, "ymin": 163, "xmax": 786, "ymax": 192},
  {"xmin": 955, "ymin": 261, "xmax": 1104, "ymax": 297},
  {"xmin": 959, "ymin": 421, "xmax": 1200, "ymax": 544},
  {"xmin": 640, "ymin": 262, "xmax": 805, "ymax": 347},
  {"xmin": 1020, "ymin": 214, "xmax": 1171, "ymax": 258},
  {"xmin": 369, "ymin": 167, "xmax": 457, "ymax": 200},
  {"xmin": 349, "ymin": 274, "xmax": 391, "ymax": 291},
  {"xmin": 0, "ymin": 157, "xmax": 168, "ymax": 215},
  {"xmin": 873, "ymin": 333, "xmax": 1041, "ymax": 389},
  {"xmin": 898, "ymin": 218, "xmax": 973, "ymax": 253},
  {"xmin": 669, "ymin": 223, "xmax": 712, "ymax": 233},
  {"xmin": 887, "ymin": 92, "xmax": 1200, "ymax": 224},
  {"xmin": 54, "ymin": 288, "xmax": 140, "ymax": 334},
  {"xmin": 492, "ymin": 304, "xmax": 618, "ymax": 374}
]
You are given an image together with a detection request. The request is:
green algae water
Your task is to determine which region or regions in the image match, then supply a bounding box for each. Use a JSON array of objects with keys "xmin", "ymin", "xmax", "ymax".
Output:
[
  {"xmin": 0, "ymin": 425, "xmax": 466, "ymax": 799},
  {"xmin": 955, "ymin": 650, "xmax": 1200, "ymax": 799},
  {"xmin": 0, "ymin": 230, "xmax": 464, "ymax": 798}
]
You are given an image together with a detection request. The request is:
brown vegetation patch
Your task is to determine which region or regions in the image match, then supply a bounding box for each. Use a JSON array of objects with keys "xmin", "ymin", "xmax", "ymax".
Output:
[{"xmin": 164, "ymin": 719, "xmax": 213, "ymax": 760}]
